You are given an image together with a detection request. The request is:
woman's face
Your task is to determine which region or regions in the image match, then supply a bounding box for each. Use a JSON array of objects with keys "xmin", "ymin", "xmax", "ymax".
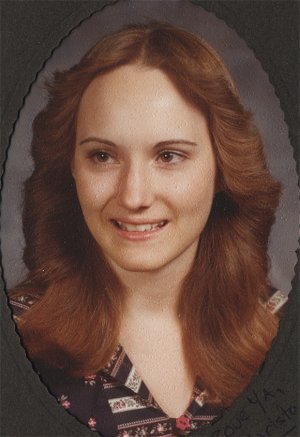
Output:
[{"xmin": 72, "ymin": 64, "xmax": 216, "ymax": 275}]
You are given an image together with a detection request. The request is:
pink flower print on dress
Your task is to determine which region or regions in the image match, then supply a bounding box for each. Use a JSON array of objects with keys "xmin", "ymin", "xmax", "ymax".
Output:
[
  {"xmin": 85, "ymin": 374, "xmax": 97, "ymax": 386},
  {"xmin": 88, "ymin": 417, "xmax": 97, "ymax": 429},
  {"xmin": 176, "ymin": 415, "xmax": 190, "ymax": 431},
  {"xmin": 157, "ymin": 423, "xmax": 164, "ymax": 433},
  {"xmin": 196, "ymin": 390, "xmax": 207, "ymax": 407},
  {"xmin": 58, "ymin": 395, "xmax": 71, "ymax": 409},
  {"xmin": 122, "ymin": 431, "xmax": 130, "ymax": 437}
]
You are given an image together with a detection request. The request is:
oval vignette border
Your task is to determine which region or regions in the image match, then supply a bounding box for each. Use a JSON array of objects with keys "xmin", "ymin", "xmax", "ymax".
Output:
[{"xmin": 0, "ymin": 1, "xmax": 299, "ymax": 437}]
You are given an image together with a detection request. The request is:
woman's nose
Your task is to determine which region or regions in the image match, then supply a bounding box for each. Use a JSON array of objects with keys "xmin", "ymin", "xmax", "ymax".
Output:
[{"xmin": 117, "ymin": 161, "xmax": 154, "ymax": 210}]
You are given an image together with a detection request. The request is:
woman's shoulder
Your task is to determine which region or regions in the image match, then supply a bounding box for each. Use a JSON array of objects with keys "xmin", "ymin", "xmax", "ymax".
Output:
[
  {"xmin": 266, "ymin": 288, "xmax": 288, "ymax": 314},
  {"xmin": 8, "ymin": 292, "xmax": 40, "ymax": 319}
]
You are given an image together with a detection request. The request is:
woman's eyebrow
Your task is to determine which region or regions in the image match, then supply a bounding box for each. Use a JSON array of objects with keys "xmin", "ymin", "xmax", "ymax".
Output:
[
  {"xmin": 154, "ymin": 139, "xmax": 199, "ymax": 148},
  {"xmin": 79, "ymin": 137, "xmax": 116, "ymax": 147},
  {"xmin": 79, "ymin": 137, "xmax": 199, "ymax": 148}
]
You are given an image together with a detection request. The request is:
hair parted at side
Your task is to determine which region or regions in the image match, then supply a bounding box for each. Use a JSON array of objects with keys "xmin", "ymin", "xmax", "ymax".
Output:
[{"xmin": 10, "ymin": 21, "xmax": 281, "ymax": 406}]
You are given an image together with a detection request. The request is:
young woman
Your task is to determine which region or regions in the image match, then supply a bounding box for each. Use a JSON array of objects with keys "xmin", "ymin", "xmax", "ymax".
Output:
[{"xmin": 9, "ymin": 22, "xmax": 286, "ymax": 436}]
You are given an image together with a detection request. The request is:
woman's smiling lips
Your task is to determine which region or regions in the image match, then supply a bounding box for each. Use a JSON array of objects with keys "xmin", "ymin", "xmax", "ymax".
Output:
[{"xmin": 110, "ymin": 219, "xmax": 168, "ymax": 240}]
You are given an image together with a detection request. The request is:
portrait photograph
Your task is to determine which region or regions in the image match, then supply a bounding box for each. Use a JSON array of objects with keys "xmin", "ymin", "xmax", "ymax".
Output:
[{"xmin": 1, "ymin": 1, "xmax": 298, "ymax": 436}]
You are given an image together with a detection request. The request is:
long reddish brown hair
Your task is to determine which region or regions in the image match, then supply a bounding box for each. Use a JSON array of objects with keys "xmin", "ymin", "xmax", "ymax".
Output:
[{"xmin": 10, "ymin": 22, "xmax": 281, "ymax": 406}]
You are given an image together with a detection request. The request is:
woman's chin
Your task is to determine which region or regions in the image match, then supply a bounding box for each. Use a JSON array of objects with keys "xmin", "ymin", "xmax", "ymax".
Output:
[{"xmin": 105, "ymin": 254, "xmax": 171, "ymax": 275}]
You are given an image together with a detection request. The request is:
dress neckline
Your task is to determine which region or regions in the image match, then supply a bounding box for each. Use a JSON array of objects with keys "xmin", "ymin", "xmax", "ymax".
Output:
[{"xmin": 101, "ymin": 343, "xmax": 208, "ymax": 419}]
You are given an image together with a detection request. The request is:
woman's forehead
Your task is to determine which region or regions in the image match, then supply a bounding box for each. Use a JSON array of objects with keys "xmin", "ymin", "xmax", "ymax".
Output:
[
  {"xmin": 76, "ymin": 65, "xmax": 209, "ymax": 145},
  {"xmin": 80, "ymin": 65, "xmax": 182, "ymax": 107}
]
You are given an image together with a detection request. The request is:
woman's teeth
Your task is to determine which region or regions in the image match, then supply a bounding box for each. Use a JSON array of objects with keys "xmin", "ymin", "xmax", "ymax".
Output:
[{"xmin": 114, "ymin": 220, "xmax": 166, "ymax": 232}]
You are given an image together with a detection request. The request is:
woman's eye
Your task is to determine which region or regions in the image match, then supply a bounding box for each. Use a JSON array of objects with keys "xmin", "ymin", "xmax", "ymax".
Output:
[
  {"xmin": 88, "ymin": 151, "xmax": 115, "ymax": 164},
  {"xmin": 158, "ymin": 151, "xmax": 184, "ymax": 163},
  {"xmin": 95, "ymin": 151, "xmax": 110, "ymax": 162}
]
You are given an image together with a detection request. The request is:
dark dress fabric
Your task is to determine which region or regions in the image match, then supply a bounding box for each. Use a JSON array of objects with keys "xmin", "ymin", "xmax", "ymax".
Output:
[{"xmin": 10, "ymin": 295, "xmax": 222, "ymax": 436}]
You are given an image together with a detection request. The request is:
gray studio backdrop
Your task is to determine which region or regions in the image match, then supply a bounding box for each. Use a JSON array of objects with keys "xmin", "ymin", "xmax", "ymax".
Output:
[{"xmin": 1, "ymin": 0, "xmax": 298, "ymax": 294}]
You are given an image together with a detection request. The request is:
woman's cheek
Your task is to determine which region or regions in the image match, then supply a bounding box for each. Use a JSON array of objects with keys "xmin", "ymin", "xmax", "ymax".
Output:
[{"xmin": 78, "ymin": 172, "xmax": 118, "ymax": 209}]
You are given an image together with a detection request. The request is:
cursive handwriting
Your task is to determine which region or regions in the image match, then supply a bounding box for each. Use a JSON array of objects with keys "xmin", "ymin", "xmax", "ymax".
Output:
[{"xmin": 209, "ymin": 387, "xmax": 297, "ymax": 437}]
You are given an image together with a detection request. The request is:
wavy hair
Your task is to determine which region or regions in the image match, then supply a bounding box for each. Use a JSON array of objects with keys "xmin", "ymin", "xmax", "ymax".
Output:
[{"xmin": 10, "ymin": 22, "xmax": 281, "ymax": 406}]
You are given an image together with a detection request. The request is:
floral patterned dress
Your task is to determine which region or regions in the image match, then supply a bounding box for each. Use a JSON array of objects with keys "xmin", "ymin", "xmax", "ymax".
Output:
[
  {"xmin": 9, "ymin": 290, "xmax": 287, "ymax": 436},
  {"xmin": 10, "ymin": 295, "xmax": 222, "ymax": 436}
]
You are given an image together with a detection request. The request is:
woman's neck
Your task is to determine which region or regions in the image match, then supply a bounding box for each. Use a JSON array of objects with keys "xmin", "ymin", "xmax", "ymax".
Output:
[
  {"xmin": 109, "ymin": 249, "xmax": 196, "ymax": 319},
  {"xmin": 122, "ymin": 271, "xmax": 182, "ymax": 318}
]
